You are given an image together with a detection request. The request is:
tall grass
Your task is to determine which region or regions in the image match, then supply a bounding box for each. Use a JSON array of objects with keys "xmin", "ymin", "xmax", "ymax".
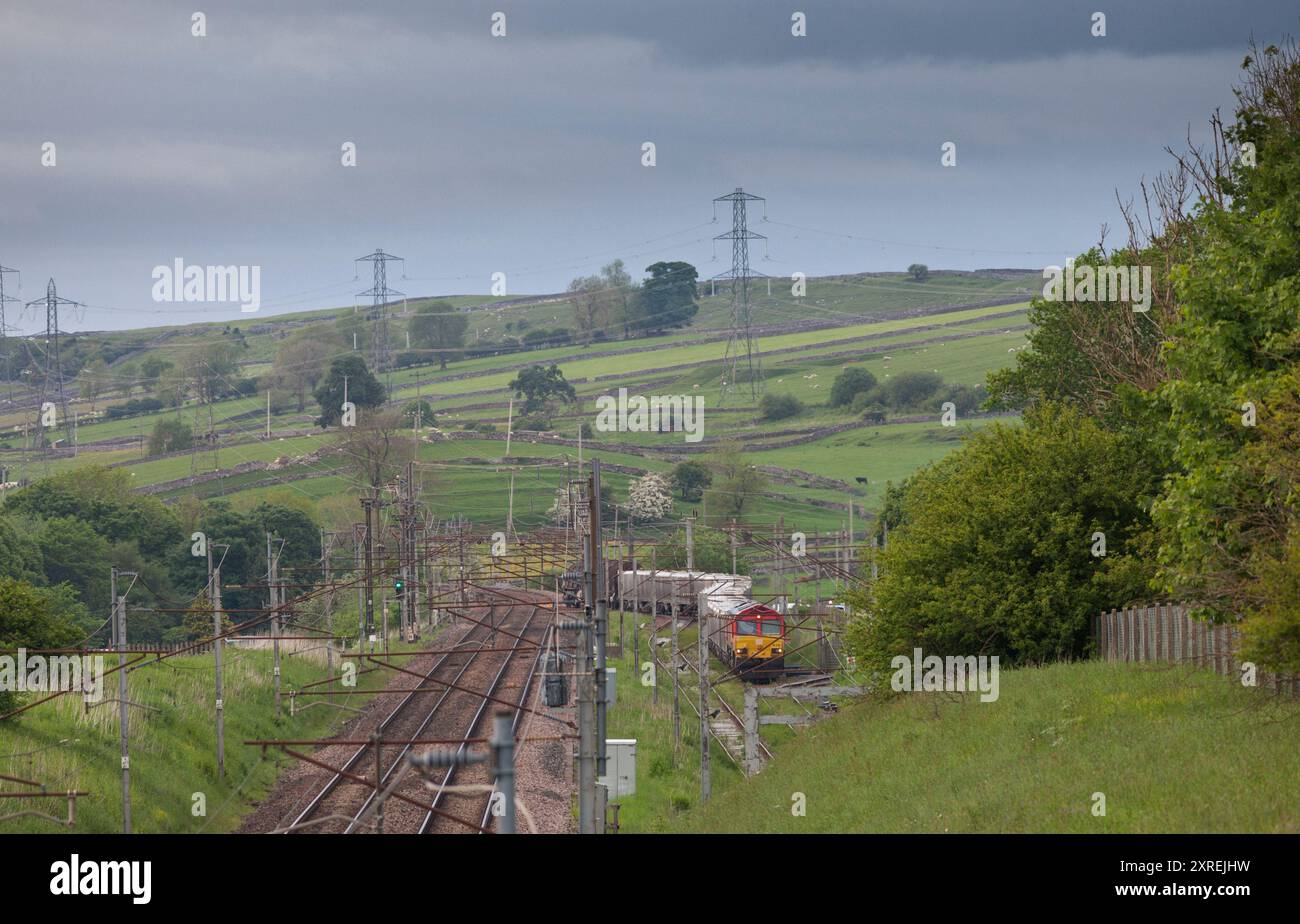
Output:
[
  {"xmin": 661, "ymin": 661, "xmax": 1300, "ymax": 833},
  {"xmin": 0, "ymin": 642, "xmax": 423, "ymax": 834}
]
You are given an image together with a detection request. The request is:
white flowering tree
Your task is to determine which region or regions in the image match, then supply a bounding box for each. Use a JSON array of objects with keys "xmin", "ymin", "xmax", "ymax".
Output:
[
  {"xmin": 548, "ymin": 486, "xmax": 575, "ymax": 527},
  {"xmin": 626, "ymin": 472, "xmax": 674, "ymax": 521}
]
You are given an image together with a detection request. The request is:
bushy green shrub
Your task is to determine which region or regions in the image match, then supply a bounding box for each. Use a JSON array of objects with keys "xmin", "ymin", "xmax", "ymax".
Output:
[
  {"xmin": 830, "ymin": 366, "xmax": 878, "ymax": 408},
  {"xmin": 847, "ymin": 405, "xmax": 1157, "ymax": 668},
  {"xmin": 881, "ymin": 371, "xmax": 944, "ymax": 411},
  {"xmin": 759, "ymin": 392, "xmax": 804, "ymax": 421}
]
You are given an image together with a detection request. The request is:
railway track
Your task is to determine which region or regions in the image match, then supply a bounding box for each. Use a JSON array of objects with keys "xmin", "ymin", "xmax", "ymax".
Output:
[
  {"xmin": 419, "ymin": 613, "xmax": 550, "ymax": 833},
  {"xmin": 282, "ymin": 600, "xmax": 549, "ymax": 834},
  {"xmin": 670, "ymin": 639, "xmax": 776, "ymax": 766}
]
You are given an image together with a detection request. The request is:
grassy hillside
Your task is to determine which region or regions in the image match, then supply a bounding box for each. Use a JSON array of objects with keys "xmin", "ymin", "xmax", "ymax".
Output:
[
  {"xmin": 689, "ymin": 270, "xmax": 1034, "ymax": 329},
  {"xmin": 1, "ymin": 276, "xmax": 1032, "ymax": 548},
  {"xmin": 15, "ymin": 270, "xmax": 1031, "ymax": 391},
  {"xmin": 630, "ymin": 661, "xmax": 1299, "ymax": 833},
  {"xmin": 0, "ymin": 641, "xmax": 426, "ymax": 834}
]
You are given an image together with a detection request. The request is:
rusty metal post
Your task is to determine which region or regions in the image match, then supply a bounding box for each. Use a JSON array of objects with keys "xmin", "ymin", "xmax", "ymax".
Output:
[
  {"xmin": 699, "ymin": 610, "xmax": 711, "ymax": 804},
  {"xmin": 363, "ymin": 495, "xmax": 377, "ymax": 648},
  {"xmin": 207, "ymin": 540, "xmax": 226, "ymax": 780},
  {"xmin": 113, "ymin": 569, "xmax": 132, "ymax": 834},
  {"xmin": 592, "ymin": 461, "xmax": 608, "ymax": 778},
  {"xmin": 267, "ymin": 532, "xmax": 282, "ymax": 718}
]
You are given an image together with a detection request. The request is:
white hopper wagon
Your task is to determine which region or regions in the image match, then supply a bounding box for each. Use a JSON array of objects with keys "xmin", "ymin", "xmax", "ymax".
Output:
[{"xmin": 617, "ymin": 570, "xmax": 751, "ymax": 619}]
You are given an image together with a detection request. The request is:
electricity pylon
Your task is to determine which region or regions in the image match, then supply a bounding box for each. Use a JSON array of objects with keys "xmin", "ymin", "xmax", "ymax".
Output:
[
  {"xmin": 712, "ymin": 188, "xmax": 768, "ymax": 403},
  {"xmin": 355, "ymin": 249, "xmax": 405, "ymax": 374},
  {"xmin": 25, "ymin": 278, "xmax": 80, "ymax": 447}
]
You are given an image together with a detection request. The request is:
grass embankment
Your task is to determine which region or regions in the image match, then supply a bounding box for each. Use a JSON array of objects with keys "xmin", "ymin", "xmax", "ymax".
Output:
[
  {"xmin": 602, "ymin": 657, "xmax": 1300, "ymax": 833},
  {"xmin": 0, "ymin": 636, "xmax": 427, "ymax": 834},
  {"xmin": 598, "ymin": 622, "xmax": 834, "ymax": 833}
]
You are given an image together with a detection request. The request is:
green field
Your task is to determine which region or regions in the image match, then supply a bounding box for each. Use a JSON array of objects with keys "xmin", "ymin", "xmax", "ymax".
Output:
[
  {"xmin": 2, "ymin": 278, "xmax": 1031, "ymax": 544},
  {"xmin": 605, "ymin": 659, "xmax": 1300, "ymax": 834}
]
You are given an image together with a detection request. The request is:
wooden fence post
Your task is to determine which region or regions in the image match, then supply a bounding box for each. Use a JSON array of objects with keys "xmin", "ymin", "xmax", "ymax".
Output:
[{"xmin": 1091, "ymin": 603, "xmax": 1297, "ymax": 699}]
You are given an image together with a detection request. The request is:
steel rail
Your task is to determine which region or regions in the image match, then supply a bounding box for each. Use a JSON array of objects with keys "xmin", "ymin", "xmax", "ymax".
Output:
[
  {"xmin": 338, "ymin": 605, "xmax": 514, "ymax": 833},
  {"xmin": 341, "ymin": 605, "xmax": 526, "ymax": 833},
  {"xmin": 478, "ymin": 623, "xmax": 551, "ymax": 833},
  {"xmin": 417, "ymin": 605, "xmax": 546, "ymax": 833},
  {"xmin": 285, "ymin": 609, "xmax": 503, "ymax": 833},
  {"xmin": 673, "ymin": 640, "xmax": 775, "ymax": 762}
]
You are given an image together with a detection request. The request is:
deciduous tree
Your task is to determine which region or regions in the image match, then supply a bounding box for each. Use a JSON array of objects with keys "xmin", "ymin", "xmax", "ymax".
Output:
[
  {"xmin": 314, "ymin": 355, "xmax": 385, "ymax": 427},
  {"xmin": 508, "ymin": 364, "xmax": 575, "ymax": 414},
  {"xmin": 626, "ymin": 472, "xmax": 674, "ymax": 520},
  {"xmin": 269, "ymin": 336, "xmax": 332, "ymax": 412},
  {"xmin": 409, "ymin": 301, "xmax": 469, "ymax": 370},
  {"xmin": 639, "ymin": 261, "xmax": 699, "ymax": 331},
  {"xmin": 702, "ymin": 440, "xmax": 766, "ymax": 522}
]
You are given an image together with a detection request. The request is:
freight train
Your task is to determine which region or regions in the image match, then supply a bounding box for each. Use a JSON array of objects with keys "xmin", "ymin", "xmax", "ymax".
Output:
[
  {"xmin": 618, "ymin": 570, "xmax": 784, "ymax": 678},
  {"xmin": 564, "ymin": 566, "xmax": 785, "ymax": 678},
  {"xmin": 698, "ymin": 587, "xmax": 785, "ymax": 679},
  {"xmin": 559, "ymin": 560, "xmax": 628, "ymax": 609},
  {"xmin": 566, "ymin": 566, "xmax": 751, "ymax": 617}
]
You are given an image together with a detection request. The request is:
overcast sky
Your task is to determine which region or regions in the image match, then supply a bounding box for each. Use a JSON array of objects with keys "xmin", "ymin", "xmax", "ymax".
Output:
[{"xmin": 1, "ymin": 0, "xmax": 1296, "ymax": 334}]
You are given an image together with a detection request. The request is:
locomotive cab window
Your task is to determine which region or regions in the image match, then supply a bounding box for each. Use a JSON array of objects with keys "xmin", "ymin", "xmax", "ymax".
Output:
[
  {"xmin": 736, "ymin": 619, "xmax": 758, "ymax": 635},
  {"xmin": 760, "ymin": 619, "xmax": 782, "ymax": 636}
]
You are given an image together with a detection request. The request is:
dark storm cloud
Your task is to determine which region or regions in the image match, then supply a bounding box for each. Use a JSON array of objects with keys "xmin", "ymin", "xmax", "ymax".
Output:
[
  {"xmin": 239, "ymin": 0, "xmax": 1297, "ymax": 65},
  {"xmin": 451, "ymin": 0, "xmax": 1297, "ymax": 66},
  {"xmin": 0, "ymin": 0, "xmax": 1294, "ymax": 333}
]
